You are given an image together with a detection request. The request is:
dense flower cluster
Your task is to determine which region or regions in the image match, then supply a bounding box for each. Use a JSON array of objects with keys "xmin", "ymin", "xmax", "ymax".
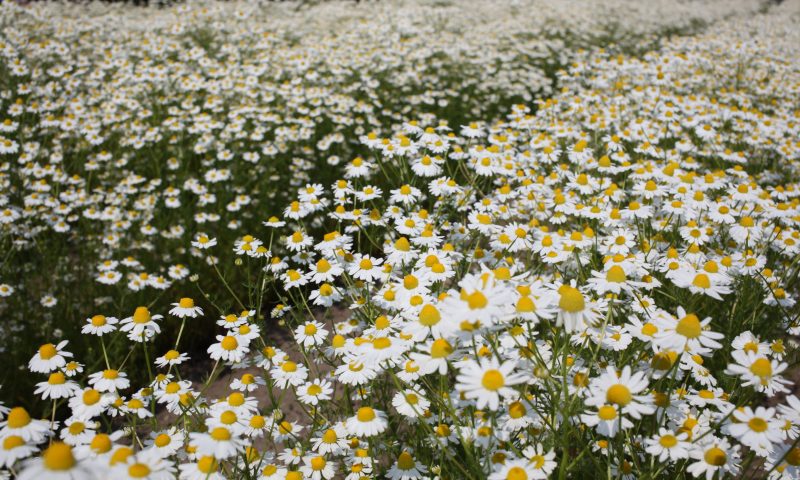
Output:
[
  {"xmin": 0, "ymin": 0, "xmax": 763, "ymax": 401},
  {"xmin": 2, "ymin": 0, "xmax": 800, "ymax": 479}
]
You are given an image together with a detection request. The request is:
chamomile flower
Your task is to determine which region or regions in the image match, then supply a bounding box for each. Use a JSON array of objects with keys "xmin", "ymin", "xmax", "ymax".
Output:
[
  {"xmin": 81, "ymin": 315, "xmax": 118, "ymax": 336},
  {"xmin": 190, "ymin": 427, "xmax": 243, "ymax": 459},
  {"xmin": 178, "ymin": 456, "xmax": 224, "ymax": 480},
  {"xmin": 29, "ymin": 341, "xmax": 72, "ymax": 373},
  {"xmin": 154, "ymin": 350, "xmax": 190, "ymax": 368},
  {"xmin": 271, "ymin": 360, "xmax": 309, "ymax": 389},
  {"xmin": 645, "ymin": 429, "xmax": 691, "ymax": 462},
  {"xmin": 68, "ymin": 388, "xmax": 110, "ymax": 419},
  {"xmin": 346, "ymin": 407, "xmax": 388, "ymax": 437},
  {"xmin": 17, "ymin": 442, "xmax": 99, "ymax": 480},
  {"xmin": 208, "ymin": 335, "xmax": 250, "ymax": 363},
  {"xmin": 654, "ymin": 308, "xmax": 723, "ymax": 354},
  {"xmin": 191, "ymin": 234, "xmax": 217, "ymax": 249},
  {"xmin": 686, "ymin": 438, "xmax": 740, "ymax": 480},
  {"xmin": 392, "ymin": 389, "xmax": 430, "ymax": 418},
  {"xmin": 119, "ymin": 307, "xmax": 163, "ymax": 342},
  {"xmin": 554, "ymin": 282, "xmax": 603, "ymax": 333},
  {"xmin": 230, "ymin": 373, "xmax": 266, "ymax": 393},
  {"xmin": 585, "ymin": 366, "xmax": 654, "ymax": 419},
  {"xmin": 146, "ymin": 429, "xmax": 184, "ymax": 457},
  {"xmin": 455, "ymin": 359, "xmax": 526, "ymax": 410},
  {"xmin": 725, "ymin": 350, "xmax": 791, "ymax": 395},
  {"xmin": 295, "ymin": 321, "xmax": 329, "ymax": 348},
  {"xmin": 34, "ymin": 372, "xmax": 81, "ymax": 400},
  {"xmin": 169, "ymin": 297, "xmax": 204, "ymax": 318},
  {"xmin": 386, "ymin": 450, "xmax": 428, "ymax": 480},
  {"xmin": 0, "ymin": 435, "xmax": 38, "ymax": 468},
  {"xmin": 729, "ymin": 406, "xmax": 782, "ymax": 456},
  {"xmin": 489, "ymin": 458, "xmax": 540, "ymax": 480},
  {"xmin": 88, "ymin": 369, "xmax": 130, "ymax": 393},
  {"xmin": 349, "ymin": 255, "xmax": 384, "ymax": 282},
  {"xmin": 0, "ymin": 407, "xmax": 52, "ymax": 443},
  {"xmin": 297, "ymin": 379, "xmax": 334, "ymax": 406},
  {"xmin": 311, "ymin": 424, "xmax": 349, "ymax": 455},
  {"xmin": 300, "ymin": 454, "xmax": 336, "ymax": 480}
]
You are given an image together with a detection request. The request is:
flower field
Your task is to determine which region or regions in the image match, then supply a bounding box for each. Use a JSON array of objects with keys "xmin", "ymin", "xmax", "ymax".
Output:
[{"xmin": 1, "ymin": 0, "xmax": 800, "ymax": 478}]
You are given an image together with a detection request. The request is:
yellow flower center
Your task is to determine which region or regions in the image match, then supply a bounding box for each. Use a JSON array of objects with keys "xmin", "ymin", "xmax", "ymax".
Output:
[
  {"xmin": 508, "ymin": 401, "xmax": 526, "ymax": 419},
  {"xmin": 68, "ymin": 422, "xmax": 85, "ymax": 435},
  {"xmin": 704, "ymin": 447, "xmax": 727, "ymax": 466},
  {"xmin": 132, "ymin": 306, "xmax": 151, "ymax": 324},
  {"xmin": 481, "ymin": 370, "xmax": 505, "ymax": 391},
  {"xmin": 6, "ymin": 407, "xmax": 31, "ymax": 428},
  {"xmin": 598, "ymin": 405, "xmax": 617, "ymax": 421},
  {"xmin": 250, "ymin": 416, "xmax": 265, "ymax": 428},
  {"xmin": 785, "ymin": 448, "xmax": 800, "ymax": 466},
  {"xmin": 210, "ymin": 427, "xmax": 231, "ymax": 441},
  {"xmin": 741, "ymin": 341, "xmax": 760, "ymax": 354},
  {"xmin": 558, "ymin": 286, "xmax": 585, "ymax": 312},
  {"xmin": 676, "ymin": 314, "xmax": 702, "ymax": 339},
  {"xmin": 178, "ymin": 298, "xmax": 194, "ymax": 308},
  {"xmin": 698, "ymin": 390, "xmax": 715, "ymax": 399},
  {"xmin": 316, "ymin": 259, "xmax": 331, "ymax": 273},
  {"xmin": 39, "ymin": 343, "xmax": 58, "ymax": 360},
  {"xmin": 418, "ymin": 305, "xmax": 441, "ymax": 326},
  {"xmin": 197, "ymin": 456, "xmax": 219, "ymax": 474},
  {"xmin": 287, "ymin": 270, "xmax": 301, "ymax": 281},
  {"xmin": 48, "ymin": 372, "xmax": 66, "ymax": 385},
  {"xmin": 517, "ymin": 296, "xmax": 536, "ymax": 313},
  {"xmin": 641, "ymin": 323, "xmax": 658, "ymax": 336},
  {"xmin": 91, "ymin": 315, "xmax": 107, "ymax": 326},
  {"xmin": 504, "ymin": 466, "xmax": 528, "ymax": 480},
  {"xmin": 692, "ymin": 274, "xmax": 711, "ymax": 289},
  {"xmin": 298, "ymin": 455, "xmax": 321, "ymax": 472},
  {"xmin": 606, "ymin": 266, "xmax": 626, "ymax": 283},
  {"xmin": 43, "ymin": 442, "xmax": 75, "ymax": 471},
  {"xmin": 397, "ymin": 451, "xmax": 415, "ymax": 470},
  {"xmin": 467, "ymin": 291, "xmax": 488, "ymax": 310},
  {"xmin": 110, "ymin": 446, "xmax": 133, "ymax": 465},
  {"xmin": 128, "ymin": 463, "xmax": 151, "ymax": 478},
  {"xmin": 430, "ymin": 339, "xmax": 453, "ymax": 358},
  {"xmin": 606, "ymin": 384, "xmax": 632, "ymax": 406},
  {"xmin": 357, "ymin": 407, "xmax": 376, "ymax": 422},
  {"xmin": 307, "ymin": 384, "xmax": 322, "ymax": 396},
  {"xmin": 221, "ymin": 336, "xmax": 238, "ymax": 351},
  {"xmin": 3, "ymin": 435, "xmax": 24, "ymax": 450},
  {"xmin": 322, "ymin": 429, "xmax": 338, "ymax": 443},
  {"xmin": 659, "ymin": 434, "xmax": 678, "ymax": 448},
  {"xmin": 282, "ymin": 361, "xmax": 297, "ymax": 372},
  {"xmin": 220, "ymin": 411, "xmax": 237, "ymax": 425},
  {"xmin": 748, "ymin": 417, "xmax": 768, "ymax": 432},
  {"xmin": 154, "ymin": 433, "xmax": 171, "ymax": 447},
  {"xmin": 90, "ymin": 434, "xmax": 111, "ymax": 453}
]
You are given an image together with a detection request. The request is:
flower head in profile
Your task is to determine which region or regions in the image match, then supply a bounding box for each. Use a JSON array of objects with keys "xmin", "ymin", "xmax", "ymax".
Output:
[
  {"xmin": 346, "ymin": 407, "xmax": 388, "ymax": 437},
  {"xmin": 553, "ymin": 281, "xmax": 604, "ymax": 333},
  {"xmin": 119, "ymin": 307, "xmax": 163, "ymax": 342},
  {"xmin": 169, "ymin": 297, "xmax": 204, "ymax": 318},
  {"xmin": 29, "ymin": 341, "xmax": 72, "ymax": 374}
]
